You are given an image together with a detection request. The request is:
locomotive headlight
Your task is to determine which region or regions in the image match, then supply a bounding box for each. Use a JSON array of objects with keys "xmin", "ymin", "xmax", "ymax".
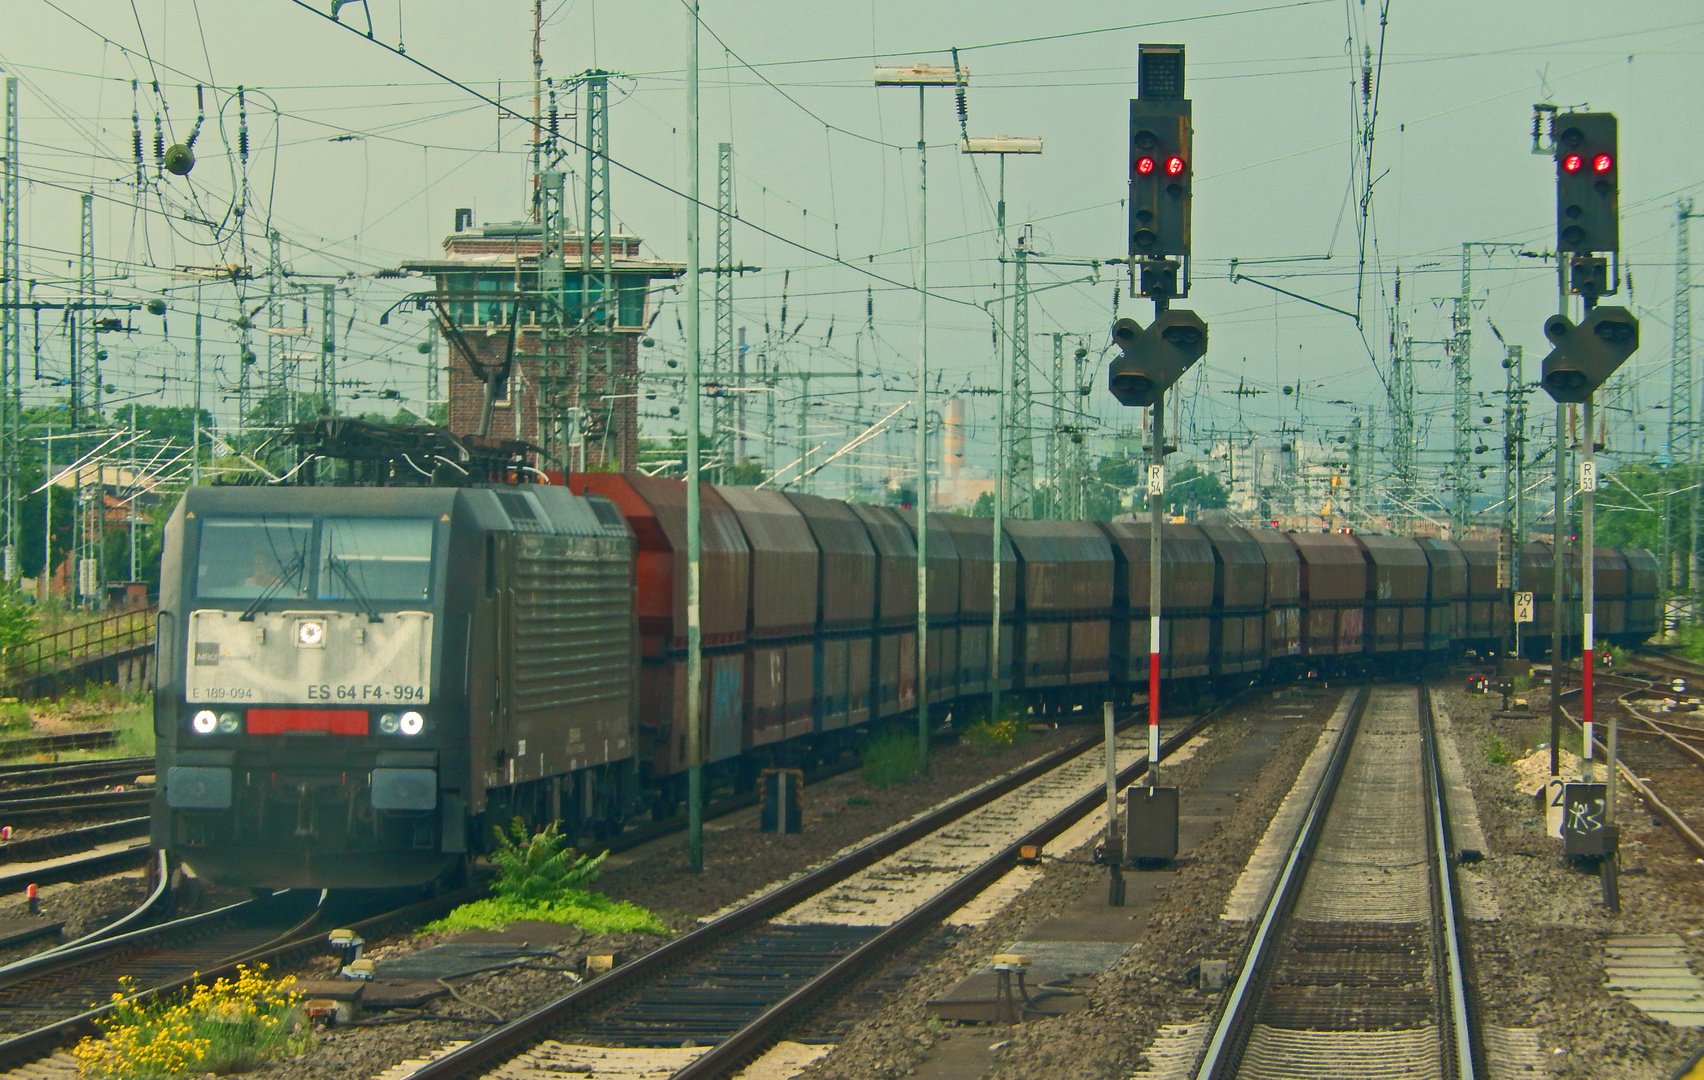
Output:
[
  {"xmin": 216, "ymin": 712, "xmax": 242, "ymax": 734},
  {"xmin": 378, "ymin": 712, "xmax": 401, "ymax": 734},
  {"xmin": 296, "ymin": 619, "xmax": 327, "ymax": 648},
  {"xmin": 191, "ymin": 710, "xmax": 219, "ymax": 734},
  {"xmin": 398, "ymin": 711, "xmax": 425, "ymax": 736}
]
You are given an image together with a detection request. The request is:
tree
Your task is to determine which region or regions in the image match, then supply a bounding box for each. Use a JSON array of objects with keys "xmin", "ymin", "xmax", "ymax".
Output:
[
  {"xmin": 1163, "ymin": 461, "xmax": 1229, "ymax": 517},
  {"xmin": 118, "ymin": 405, "xmax": 214, "ymax": 445}
]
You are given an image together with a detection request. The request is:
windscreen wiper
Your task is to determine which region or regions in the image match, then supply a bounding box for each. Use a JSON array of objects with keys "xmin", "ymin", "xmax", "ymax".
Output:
[
  {"xmin": 327, "ymin": 555, "xmax": 384, "ymax": 623},
  {"xmin": 239, "ymin": 543, "xmax": 310, "ymax": 622}
]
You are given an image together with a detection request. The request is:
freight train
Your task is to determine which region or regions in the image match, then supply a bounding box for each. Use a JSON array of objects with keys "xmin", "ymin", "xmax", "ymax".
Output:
[{"xmin": 151, "ymin": 460, "xmax": 1657, "ymax": 889}]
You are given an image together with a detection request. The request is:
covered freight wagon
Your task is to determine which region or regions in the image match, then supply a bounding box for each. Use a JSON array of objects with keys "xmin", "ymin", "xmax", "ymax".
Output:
[
  {"xmin": 785, "ymin": 494, "xmax": 877, "ymax": 732},
  {"xmin": 1004, "ymin": 520, "xmax": 1115, "ymax": 693}
]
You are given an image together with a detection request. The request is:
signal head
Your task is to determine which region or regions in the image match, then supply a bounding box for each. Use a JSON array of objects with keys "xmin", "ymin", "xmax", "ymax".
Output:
[
  {"xmin": 1112, "ymin": 317, "xmax": 1143, "ymax": 350},
  {"xmin": 1553, "ymin": 111, "xmax": 1618, "ymax": 254},
  {"xmin": 1544, "ymin": 314, "xmax": 1575, "ymax": 344}
]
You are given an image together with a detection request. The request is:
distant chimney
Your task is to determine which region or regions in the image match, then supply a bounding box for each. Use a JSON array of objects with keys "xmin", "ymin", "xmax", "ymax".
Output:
[{"xmin": 454, "ymin": 208, "xmax": 473, "ymax": 232}]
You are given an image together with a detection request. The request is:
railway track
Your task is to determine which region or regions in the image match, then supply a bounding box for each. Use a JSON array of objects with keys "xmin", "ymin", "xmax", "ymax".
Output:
[
  {"xmin": 386, "ymin": 704, "xmax": 1222, "ymax": 1080},
  {"xmin": 0, "ymin": 732, "xmax": 119, "ymax": 759},
  {"xmin": 0, "ymin": 757, "xmax": 152, "ymax": 784},
  {"xmin": 0, "ymin": 788, "xmax": 151, "ymax": 823},
  {"xmin": 1195, "ymin": 685, "xmax": 1481, "ymax": 1079},
  {"xmin": 0, "ymin": 818, "xmax": 149, "ymax": 865},
  {"xmin": 1554, "ymin": 672, "xmax": 1704, "ymax": 864}
]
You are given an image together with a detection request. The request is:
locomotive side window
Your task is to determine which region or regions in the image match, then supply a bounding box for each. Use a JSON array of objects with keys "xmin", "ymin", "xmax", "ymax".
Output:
[
  {"xmin": 318, "ymin": 518, "xmax": 434, "ymax": 602},
  {"xmin": 196, "ymin": 518, "xmax": 313, "ymax": 599}
]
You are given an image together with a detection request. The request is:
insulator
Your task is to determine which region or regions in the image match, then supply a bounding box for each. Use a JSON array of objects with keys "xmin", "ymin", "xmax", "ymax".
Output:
[
  {"xmin": 153, "ymin": 116, "xmax": 164, "ymax": 164},
  {"xmin": 866, "ymin": 288, "xmax": 873, "ymax": 321},
  {"xmin": 1361, "ymin": 66, "xmax": 1372, "ymax": 101},
  {"xmin": 955, "ymin": 85, "xmax": 968, "ymax": 125},
  {"xmin": 548, "ymin": 103, "xmax": 559, "ymax": 138},
  {"xmin": 1531, "ymin": 109, "xmax": 1542, "ymax": 141},
  {"xmin": 238, "ymin": 88, "xmax": 249, "ymax": 163},
  {"xmin": 131, "ymin": 113, "xmax": 143, "ymax": 165}
]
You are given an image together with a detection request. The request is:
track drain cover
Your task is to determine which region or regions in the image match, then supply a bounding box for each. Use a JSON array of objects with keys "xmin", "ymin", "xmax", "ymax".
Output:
[{"xmin": 373, "ymin": 943, "xmax": 554, "ymax": 981}]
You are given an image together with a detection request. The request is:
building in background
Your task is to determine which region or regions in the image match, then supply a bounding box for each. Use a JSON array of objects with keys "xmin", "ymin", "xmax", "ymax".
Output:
[{"xmin": 403, "ymin": 215, "xmax": 683, "ymax": 471}]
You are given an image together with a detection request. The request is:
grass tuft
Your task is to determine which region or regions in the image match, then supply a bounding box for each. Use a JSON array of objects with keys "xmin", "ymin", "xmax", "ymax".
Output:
[
  {"xmin": 423, "ymin": 891, "xmax": 668, "ymax": 935},
  {"xmin": 859, "ymin": 730, "xmax": 920, "ymax": 788},
  {"xmin": 959, "ymin": 716, "xmax": 1022, "ymax": 752}
]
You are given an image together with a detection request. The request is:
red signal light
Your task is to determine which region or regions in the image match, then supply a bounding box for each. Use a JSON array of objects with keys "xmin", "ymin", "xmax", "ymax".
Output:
[
  {"xmin": 1165, "ymin": 156, "xmax": 1185, "ymax": 176},
  {"xmin": 1592, "ymin": 153, "xmax": 1613, "ymax": 173},
  {"xmin": 1136, "ymin": 156, "xmax": 1155, "ymax": 175},
  {"xmin": 1561, "ymin": 154, "xmax": 1583, "ymax": 173}
]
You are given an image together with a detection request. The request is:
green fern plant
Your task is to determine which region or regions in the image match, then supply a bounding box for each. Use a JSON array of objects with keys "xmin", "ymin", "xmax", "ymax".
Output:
[{"xmin": 491, "ymin": 818, "xmax": 607, "ymax": 903}]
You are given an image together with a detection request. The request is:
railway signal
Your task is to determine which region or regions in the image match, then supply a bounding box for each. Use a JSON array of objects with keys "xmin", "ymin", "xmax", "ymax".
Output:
[
  {"xmin": 1105, "ymin": 45, "xmax": 1208, "ymax": 900},
  {"xmin": 1555, "ymin": 112, "xmax": 1618, "ymax": 256}
]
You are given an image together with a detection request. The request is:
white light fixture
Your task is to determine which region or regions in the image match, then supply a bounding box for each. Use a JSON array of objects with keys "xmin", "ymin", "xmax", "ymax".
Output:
[{"xmin": 873, "ymin": 64, "xmax": 967, "ymax": 87}]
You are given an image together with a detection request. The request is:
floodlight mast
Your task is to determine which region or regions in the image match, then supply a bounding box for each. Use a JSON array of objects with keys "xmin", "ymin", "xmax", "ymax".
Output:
[
  {"xmin": 960, "ymin": 133, "xmax": 1043, "ymax": 745},
  {"xmin": 876, "ymin": 63, "xmax": 968, "ymax": 770}
]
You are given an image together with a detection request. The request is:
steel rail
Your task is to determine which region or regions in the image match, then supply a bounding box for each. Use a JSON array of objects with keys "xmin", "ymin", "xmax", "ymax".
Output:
[
  {"xmin": 0, "ymin": 816, "xmax": 149, "ymax": 863},
  {"xmin": 405, "ymin": 697, "xmax": 1237, "ymax": 1080},
  {"xmin": 0, "ymin": 770, "xmax": 150, "ymax": 800},
  {"xmin": 0, "ymin": 730, "xmax": 119, "ymax": 757},
  {"xmin": 0, "ymin": 756, "xmax": 153, "ymax": 780},
  {"xmin": 1421, "ymin": 686, "xmax": 1483, "ymax": 1080},
  {"xmin": 0, "ymin": 841, "xmax": 152, "ymax": 892},
  {"xmin": 1194, "ymin": 686, "xmax": 1370, "ymax": 1080},
  {"xmin": 0, "ymin": 788, "xmax": 152, "ymax": 820},
  {"xmin": 1598, "ymin": 670, "xmax": 1704, "ymax": 770},
  {"xmin": 1559, "ymin": 704, "xmax": 1704, "ymax": 860}
]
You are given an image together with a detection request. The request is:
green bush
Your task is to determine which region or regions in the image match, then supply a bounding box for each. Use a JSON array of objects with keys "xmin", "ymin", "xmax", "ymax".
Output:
[
  {"xmin": 1678, "ymin": 624, "xmax": 1704, "ymax": 666},
  {"xmin": 490, "ymin": 818, "xmax": 607, "ymax": 903},
  {"xmin": 860, "ymin": 730, "xmax": 920, "ymax": 788},
  {"xmin": 0, "ymin": 592, "xmax": 36, "ymax": 652}
]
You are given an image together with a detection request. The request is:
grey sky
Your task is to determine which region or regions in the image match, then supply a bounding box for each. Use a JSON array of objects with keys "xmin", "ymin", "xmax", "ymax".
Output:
[{"xmin": 4, "ymin": 0, "xmax": 1702, "ymax": 492}]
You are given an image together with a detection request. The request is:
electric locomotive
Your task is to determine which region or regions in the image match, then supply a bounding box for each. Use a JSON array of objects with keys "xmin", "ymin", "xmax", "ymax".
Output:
[{"xmin": 152, "ymin": 482, "xmax": 638, "ymax": 888}]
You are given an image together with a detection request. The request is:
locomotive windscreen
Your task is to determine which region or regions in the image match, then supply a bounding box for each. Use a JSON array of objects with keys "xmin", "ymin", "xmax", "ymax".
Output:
[
  {"xmin": 196, "ymin": 517, "xmax": 313, "ymax": 599},
  {"xmin": 318, "ymin": 518, "xmax": 434, "ymax": 602}
]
